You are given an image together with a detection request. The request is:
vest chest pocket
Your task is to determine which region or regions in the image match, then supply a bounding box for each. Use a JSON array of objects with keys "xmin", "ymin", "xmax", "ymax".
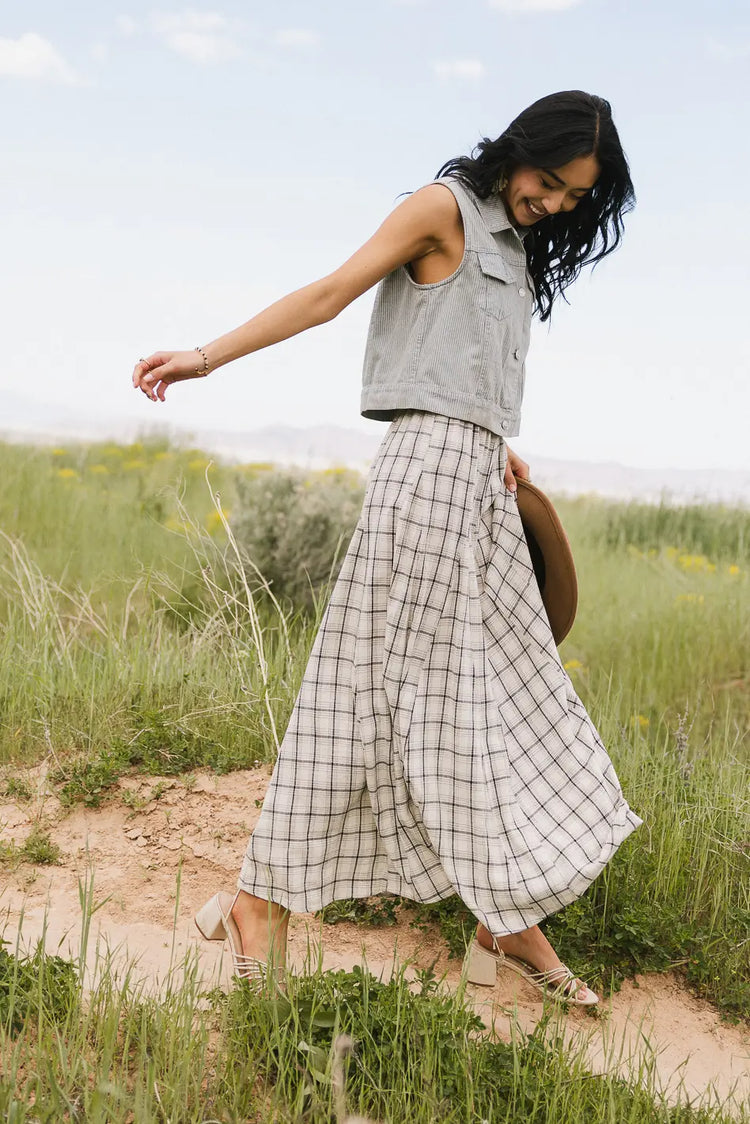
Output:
[{"xmin": 477, "ymin": 251, "xmax": 516, "ymax": 322}]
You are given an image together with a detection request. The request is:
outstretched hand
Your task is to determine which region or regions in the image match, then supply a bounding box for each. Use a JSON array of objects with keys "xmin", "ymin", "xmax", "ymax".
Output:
[
  {"xmin": 504, "ymin": 445, "xmax": 531, "ymax": 493},
  {"xmin": 132, "ymin": 351, "xmax": 208, "ymax": 402}
]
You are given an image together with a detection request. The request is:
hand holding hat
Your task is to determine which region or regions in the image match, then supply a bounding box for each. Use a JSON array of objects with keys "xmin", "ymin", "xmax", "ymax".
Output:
[{"xmin": 503, "ymin": 446, "xmax": 531, "ymax": 492}]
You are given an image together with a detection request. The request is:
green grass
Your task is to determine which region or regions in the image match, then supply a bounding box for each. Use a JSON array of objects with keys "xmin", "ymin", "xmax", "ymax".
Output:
[
  {"xmin": 0, "ymin": 827, "xmax": 62, "ymax": 869},
  {"xmin": 0, "ymin": 437, "xmax": 748, "ymax": 1027},
  {"xmin": 1, "ymin": 897, "xmax": 746, "ymax": 1123},
  {"xmin": 0, "ymin": 438, "xmax": 325, "ymax": 771},
  {"xmin": 2, "ymin": 776, "xmax": 32, "ymax": 801},
  {"xmin": 584, "ymin": 495, "xmax": 750, "ymax": 563},
  {"xmin": 0, "ymin": 941, "xmax": 78, "ymax": 1036}
]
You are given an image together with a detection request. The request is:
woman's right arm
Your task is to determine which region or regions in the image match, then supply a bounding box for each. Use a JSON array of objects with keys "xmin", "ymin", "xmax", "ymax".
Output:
[{"xmin": 133, "ymin": 183, "xmax": 461, "ymax": 401}]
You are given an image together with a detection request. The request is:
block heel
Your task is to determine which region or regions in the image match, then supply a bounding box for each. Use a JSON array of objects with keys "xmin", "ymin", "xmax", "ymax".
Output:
[
  {"xmin": 464, "ymin": 937, "xmax": 504, "ymax": 986},
  {"xmin": 194, "ymin": 893, "xmax": 229, "ymax": 942}
]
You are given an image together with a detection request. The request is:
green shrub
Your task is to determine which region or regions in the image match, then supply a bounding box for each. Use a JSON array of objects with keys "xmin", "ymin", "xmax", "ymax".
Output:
[
  {"xmin": 232, "ymin": 466, "xmax": 365, "ymax": 611},
  {"xmin": 0, "ymin": 943, "xmax": 78, "ymax": 1035},
  {"xmin": 3, "ymin": 776, "xmax": 32, "ymax": 801},
  {"xmin": 20, "ymin": 828, "xmax": 62, "ymax": 865},
  {"xmin": 52, "ymin": 746, "xmax": 126, "ymax": 807}
]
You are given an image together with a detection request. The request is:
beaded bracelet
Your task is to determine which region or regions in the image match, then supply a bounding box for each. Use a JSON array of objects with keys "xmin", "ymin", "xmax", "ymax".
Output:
[{"xmin": 194, "ymin": 346, "xmax": 211, "ymax": 377}]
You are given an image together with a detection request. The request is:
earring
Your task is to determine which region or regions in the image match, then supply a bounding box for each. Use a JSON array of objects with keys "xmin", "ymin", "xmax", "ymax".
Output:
[{"xmin": 496, "ymin": 173, "xmax": 508, "ymax": 193}]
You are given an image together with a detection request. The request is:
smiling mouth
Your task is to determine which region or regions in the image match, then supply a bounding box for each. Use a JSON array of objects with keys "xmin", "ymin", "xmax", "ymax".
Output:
[{"xmin": 526, "ymin": 199, "xmax": 546, "ymax": 218}]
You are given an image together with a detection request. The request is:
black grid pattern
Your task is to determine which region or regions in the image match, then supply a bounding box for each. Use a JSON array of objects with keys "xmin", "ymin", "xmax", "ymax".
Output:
[{"xmin": 238, "ymin": 411, "xmax": 642, "ymax": 935}]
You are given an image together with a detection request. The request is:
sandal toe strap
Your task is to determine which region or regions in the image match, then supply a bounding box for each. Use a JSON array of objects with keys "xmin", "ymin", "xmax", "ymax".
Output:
[
  {"xmin": 232, "ymin": 953, "xmax": 284, "ymax": 981},
  {"xmin": 534, "ymin": 965, "xmax": 588, "ymax": 997}
]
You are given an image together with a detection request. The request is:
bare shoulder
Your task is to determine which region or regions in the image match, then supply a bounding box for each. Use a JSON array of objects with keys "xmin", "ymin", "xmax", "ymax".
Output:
[
  {"xmin": 404, "ymin": 181, "xmax": 462, "ymax": 226},
  {"xmin": 321, "ymin": 179, "xmax": 463, "ymax": 315},
  {"xmin": 389, "ymin": 181, "xmax": 463, "ymax": 258}
]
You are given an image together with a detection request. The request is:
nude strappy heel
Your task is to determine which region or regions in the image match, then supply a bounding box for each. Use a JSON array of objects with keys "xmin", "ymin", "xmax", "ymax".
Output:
[
  {"xmin": 464, "ymin": 934, "xmax": 599, "ymax": 1006},
  {"xmin": 194, "ymin": 890, "xmax": 286, "ymax": 989}
]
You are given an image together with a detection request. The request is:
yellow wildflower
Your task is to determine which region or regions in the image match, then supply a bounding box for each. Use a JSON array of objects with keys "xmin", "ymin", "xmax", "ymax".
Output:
[
  {"xmin": 728, "ymin": 564, "xmax": 741, "ymax": 576},
  {"xmin": 675, "ymin": 593, "xmax": 705, "ymax": 604},
  {"xmin": 563, "ymin": 659, "xmax": 584, "ymax": 672},
  {"xmin": 676, "ymin": 553, "xmax": 718, "ymax": 574},
  {"xmin": 238, "ymin": 461, "xmax": 274, "ymax": 477},
  {"xmin": 51, "ymin": 447, "xmax": 67, "ymax": 456},
  {"xmin": 630, "ymin": 714, "xmax": 650, "ymax": 730},
  {"xmin": 124, "ymin": 459, "xmax": 145, "ymax": 470},
  {"xmin": 57, "ymin": 467, "xmax": 77, "ymax": 479},
  {"xmin": 88, "ymin": 464, "xmax": 109, "ymax": 475}
]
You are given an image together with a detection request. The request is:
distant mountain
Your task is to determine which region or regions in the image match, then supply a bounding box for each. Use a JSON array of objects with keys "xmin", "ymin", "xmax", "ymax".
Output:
[
  {"xmin": 191, "ymin": 422, "xmax": 384, "ymax": 471},
  {"xmin": 0, "ymin": 390, "xmax": 88, "ymax": 433},
  {"xmin": 527, "ymin": 456, "xmax": 750, "ymax": 506},
  {"xmin": 1, "ymin": 398, "xmax": 748, "ymax": 506}
]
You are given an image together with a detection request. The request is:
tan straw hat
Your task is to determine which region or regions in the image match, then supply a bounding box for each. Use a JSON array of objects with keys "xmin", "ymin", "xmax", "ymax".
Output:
[{"xmin": 515, "ymin": 478, "xmax": 578, "ymax": 645}]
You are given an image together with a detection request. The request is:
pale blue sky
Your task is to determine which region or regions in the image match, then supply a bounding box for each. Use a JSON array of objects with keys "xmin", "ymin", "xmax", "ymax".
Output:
[{"xmin": 2, "ymin": 0, "xmax": 749, "ymax": 469}]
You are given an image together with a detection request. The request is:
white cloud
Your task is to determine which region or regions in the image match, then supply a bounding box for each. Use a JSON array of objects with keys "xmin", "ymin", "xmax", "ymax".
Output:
[
  {"xmin": 90, "ymin": 42, "xmax": 109, "ymax": 63},
  {"xmin": 115, "ymin": 15, "xmax": 138, "ymax": 35},
  {"xmin": 705, "ymin": 35, "xmax": 750, "ymax": 60},
  {"xmin": 0, "ymin": 32, "xmax": 81, "ymax": 84},
  {"xmin": 274, "ymin": 28, "xmax": 321, "ymax": 49},
  {"xmin": 432, "ymin": 58, "xmax": 485, "ymax": 81},
  {"xmin": 116, "ymin": 11, "xmax": 320, "ymax": 64},
  {"xmin": 489, "ymin": 0, "xmax": 583, "ymax": 11},
  {"xmin": 147, "ymin": 11, "xmax": 242, "ymax": 63}
]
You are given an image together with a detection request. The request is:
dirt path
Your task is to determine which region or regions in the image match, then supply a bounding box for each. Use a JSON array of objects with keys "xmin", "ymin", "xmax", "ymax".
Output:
[{"xmin": 2, "ymin": 766, "xmax": 748, "ymax": 1115}]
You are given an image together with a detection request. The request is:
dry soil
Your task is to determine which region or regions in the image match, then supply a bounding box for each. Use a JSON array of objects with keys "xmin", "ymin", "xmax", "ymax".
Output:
[{"xmin": 1, "ymin": 765, "xmax": 748, "ymax": 1116}]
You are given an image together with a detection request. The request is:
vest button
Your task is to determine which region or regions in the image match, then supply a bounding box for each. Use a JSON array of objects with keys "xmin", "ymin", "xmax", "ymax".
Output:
[
  {"xmin": 501, "ymin": 420, "xmax": 509, "ymax": 431},
  {"xmin": 513, "ymin": 348, "xmax": 520, "ymax": 360},
  {"xmin": 518, "ymin": 287, "xmax": 526, "ymax": 297}
]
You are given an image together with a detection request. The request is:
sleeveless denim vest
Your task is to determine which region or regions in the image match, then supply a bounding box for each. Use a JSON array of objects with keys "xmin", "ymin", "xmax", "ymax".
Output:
[{"xmin": 360, "ymin": 175, "xmax": 534, "ymax": 438}]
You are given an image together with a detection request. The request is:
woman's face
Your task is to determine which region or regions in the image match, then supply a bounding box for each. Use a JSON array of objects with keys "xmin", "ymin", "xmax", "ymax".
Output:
[{"xmin": 502, "ymin": 153, "xmax": 600, "ymax": 227}]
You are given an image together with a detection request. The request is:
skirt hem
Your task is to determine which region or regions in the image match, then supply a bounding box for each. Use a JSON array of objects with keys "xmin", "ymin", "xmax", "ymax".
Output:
[{"xmin": 236, "ymin": 809, "xmax": 641, "ymax": 936}]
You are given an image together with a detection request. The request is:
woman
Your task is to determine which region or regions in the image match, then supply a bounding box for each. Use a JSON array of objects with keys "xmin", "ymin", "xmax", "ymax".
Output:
[{"xmin": 133, "ymin": 90, "xmax": 642, "ymax": 1006}]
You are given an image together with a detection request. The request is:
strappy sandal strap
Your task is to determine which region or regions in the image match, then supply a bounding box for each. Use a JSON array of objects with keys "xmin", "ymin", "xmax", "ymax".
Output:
[
  {"xmin": 525, "ymin": 963, "xmax": 585, "ymax": 998},
  {"xmin": 232, "ymin": 952, "xmax": 285, "ymax": 984},
  {"xmin": 503, "ymin": 952, "xmax": 593, "ymax": 998}
]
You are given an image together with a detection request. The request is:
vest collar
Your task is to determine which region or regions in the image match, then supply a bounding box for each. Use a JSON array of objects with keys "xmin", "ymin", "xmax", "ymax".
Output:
[{"xmin": 476, "ymin": 190, "xmax": 531, "ymax": 241}]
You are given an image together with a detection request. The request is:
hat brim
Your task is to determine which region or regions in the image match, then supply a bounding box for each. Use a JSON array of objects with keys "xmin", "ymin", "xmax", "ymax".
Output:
[{"xmin": 515, "ymin": 478, "xmax": 578, "ymax": 645}]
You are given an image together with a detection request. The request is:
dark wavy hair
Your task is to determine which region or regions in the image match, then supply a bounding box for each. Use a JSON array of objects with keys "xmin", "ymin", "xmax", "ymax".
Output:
[{"xmin": 435, "ymin": 90, "xmax": 635, "ymax": 321}]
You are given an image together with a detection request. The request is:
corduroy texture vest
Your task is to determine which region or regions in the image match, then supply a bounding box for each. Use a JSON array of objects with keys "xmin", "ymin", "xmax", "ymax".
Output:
[{"xmin": 360, "ymin": 176, "xmax": 534, "ymax": 438}]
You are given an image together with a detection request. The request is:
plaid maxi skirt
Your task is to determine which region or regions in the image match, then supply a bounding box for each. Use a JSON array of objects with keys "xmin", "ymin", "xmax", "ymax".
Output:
[{"xmin": 238, "ymin": 410, "xmax": 642, "ymax": 935}]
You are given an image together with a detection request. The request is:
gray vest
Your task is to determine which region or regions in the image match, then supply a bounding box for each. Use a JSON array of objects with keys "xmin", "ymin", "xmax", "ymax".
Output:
[{"xmin": 360, "ymin": 175, "xmax": 534, "ymax": 438}]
